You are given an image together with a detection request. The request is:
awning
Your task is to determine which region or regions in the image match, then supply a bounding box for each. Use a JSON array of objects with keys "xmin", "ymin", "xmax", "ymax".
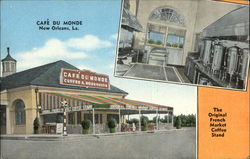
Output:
[
  {"xmin": 122, "ymin": 8, "xmax": 143, "ymax": 32},
  {"xmin": 39, "ymin": 92, "xmax": 172, "ymax": 113},
  {"xmin": 201, "ymin": 6, "xmax": 249, "ymax": 38}
]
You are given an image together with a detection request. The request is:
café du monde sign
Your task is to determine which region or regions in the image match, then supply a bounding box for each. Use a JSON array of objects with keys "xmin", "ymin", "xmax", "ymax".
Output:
[{"xmin": 60, "ymin": 68, "xmax": 110, "ymax": 90}]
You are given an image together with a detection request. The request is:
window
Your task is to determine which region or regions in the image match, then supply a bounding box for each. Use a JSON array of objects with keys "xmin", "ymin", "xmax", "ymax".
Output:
[
  {"xmin": 166, "ymin": 35, "xmax": 184, "ymax": 48},
  {"xmin": 6, "ymin": 62, "xmax": 10, "ymax": 72},
  {"xmin": 147, "ymin": 7, "xmax": 185, "ymax": 49},
  {"xmin": 15, "ymin": 100, "xmax": 25, "ymax": 125},
  {"xmin": 107, "ymin": 114, "xmax": 119, "ymax": 124},
  {"xmin": 68, "ymin": 112, "xmax": 75, "ymax": 125},
  {"xmin": 147, "ymin": 24, "xmax": 185, "ymax": 49},
  {"xmin": 84, "ymin": 113, "xmax": 99, "ymax": 124},
  {"xmin": 77, "ymin": 111, "xmax": 82, "ymax": 124},
  {"xmin": 119, "ymin": 28, "xmax": 133, "ymax": 48},
  {"xmin": 148, "ymin": 32, "xmax": 165, "ymax": 46},
  {"xmin": 100, "ymin": 114, "xmax": 103, "ymax": 124},
  {"xmin": 149, "ymin": 8, "xmax": 184, "ymax": 25}
]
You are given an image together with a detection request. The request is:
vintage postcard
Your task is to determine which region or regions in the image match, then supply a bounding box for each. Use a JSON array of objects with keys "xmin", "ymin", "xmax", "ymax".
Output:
[
  {"xmin": 0, "ymin": 0, "xmax": 197, "ymax": 159},
  {"xmin": 114, "ymin": 0, "xmax": 249, "ymax": 91}
]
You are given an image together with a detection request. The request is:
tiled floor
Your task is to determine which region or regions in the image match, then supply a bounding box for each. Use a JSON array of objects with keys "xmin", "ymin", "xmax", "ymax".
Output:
[
  {"xmin": 116, "ymin": 63, "xmax": 192, "ymax": 83},
  {"xmin": 119, "ymin": 64, "xmax": 184, "ymax": 82}
]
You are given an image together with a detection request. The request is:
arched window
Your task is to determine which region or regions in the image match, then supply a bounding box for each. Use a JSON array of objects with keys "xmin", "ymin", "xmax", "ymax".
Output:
[
  {"xmin": 15, "ymin": 100, "xmax": 25, "ymax": 125},
  {"xmin": 147, "ymin": 7, "xmax": 186, "ymax": 49},
  {"xmin": 149, "ymin": 7, "xmax": 184, "ymax": 25}
]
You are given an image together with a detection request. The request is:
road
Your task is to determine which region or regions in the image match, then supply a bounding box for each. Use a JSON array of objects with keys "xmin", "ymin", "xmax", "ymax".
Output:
[{"xmin": 1, "ymin": 128, "xmax": 196, "ymax": 159}]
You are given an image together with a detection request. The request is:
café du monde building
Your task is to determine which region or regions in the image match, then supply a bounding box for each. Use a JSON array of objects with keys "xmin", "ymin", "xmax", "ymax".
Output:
[{"xmin": 0, "ymin": 49, "xmax": 173, "ymax": 134}]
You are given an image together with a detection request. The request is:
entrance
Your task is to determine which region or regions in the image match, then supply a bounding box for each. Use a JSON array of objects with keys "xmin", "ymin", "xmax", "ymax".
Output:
[{"xmin": 0, "ymin": 105, "xmax": 6, "ymax": 134}]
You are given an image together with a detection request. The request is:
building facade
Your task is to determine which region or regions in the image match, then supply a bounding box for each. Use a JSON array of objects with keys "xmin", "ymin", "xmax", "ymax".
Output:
[{"xmin": 0, "ymin": 54, "xmax": 173, "ymax": 134}]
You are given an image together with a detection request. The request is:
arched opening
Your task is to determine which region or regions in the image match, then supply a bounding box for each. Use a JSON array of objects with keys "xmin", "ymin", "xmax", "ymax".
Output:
[
  {"xmin": 14, "ymin": 99, "xmax": 26, "ymax": 125},
  {"xmin": 145, "ymin": 7, "xmax": 186, "ymax": 66},
  {"xmin": 146, "ymin": 7, "xmax": 186, "ymax": 49}
]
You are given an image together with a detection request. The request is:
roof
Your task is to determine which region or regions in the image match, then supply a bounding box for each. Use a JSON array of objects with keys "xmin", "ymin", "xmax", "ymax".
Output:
[
  {"xmin": 0, "ymin": 60, "xmax": 128, "ymax": 95},
  {"xmin": 1, "ymin": 53, "xmax": 16, "ymax": 62}
]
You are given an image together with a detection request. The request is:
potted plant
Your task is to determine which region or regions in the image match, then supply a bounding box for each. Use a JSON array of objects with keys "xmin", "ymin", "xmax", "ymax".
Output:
[
  {"xmin": 141, "ymin": 116, "xmax": 148, "ymax": 131},
  {"xmin": 107, "ymin": 118, "xmax": 117, "ymax": 133},
  {"xmin": 33, "ymin": 117, "xmax": 40, "ymax": 134},
  {"xmin": 81, "ymin": 120, "xmax": 91, "ymax": 134}
]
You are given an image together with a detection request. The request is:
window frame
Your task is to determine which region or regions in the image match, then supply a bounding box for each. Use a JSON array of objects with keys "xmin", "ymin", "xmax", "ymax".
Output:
[
  {"xmin": 146, "ymin": 23, "xmax": 186, "ymax": 50},
  {"xmin": 149, "ymin": 7, "xmax": 185, "ymax": 26},
  {"xmin": 14, "ymin": 100, "xmax": 26, "ymax": 125},
  {"xmin": 68, "ymin": 112, "xmax": 75, "ymax": 125}
]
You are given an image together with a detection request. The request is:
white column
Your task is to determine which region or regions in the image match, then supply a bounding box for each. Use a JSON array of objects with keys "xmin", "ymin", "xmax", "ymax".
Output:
[
  {"xmin": 92, "ymin": 108, "xmax": 95, "ymax": 134},
  {"xmin": 167, "ymin": 112, "xmax": 169, "ymax": 123},
  {"xmin": 138, "ymin": 108, "xmax": 141, "ymax": 132},
  {"xmin": 118, "ymin": 108, "xmax": 121, "ymax": 132},
  {"xmin": 156, "ymin": 109, "xmax": 159, "ymax": 130},
  {"xmin": 171, "ymin": 112, "xmax": 174, "ymax": 127}
]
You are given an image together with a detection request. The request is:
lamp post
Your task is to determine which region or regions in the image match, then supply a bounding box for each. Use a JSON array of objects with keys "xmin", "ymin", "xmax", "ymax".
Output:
[{"xmin": 61, "ymin": 100, "xmax": 68, "ymax": 136}]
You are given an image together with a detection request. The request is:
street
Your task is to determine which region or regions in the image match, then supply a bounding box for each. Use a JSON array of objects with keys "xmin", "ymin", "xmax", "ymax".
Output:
[{"xmin": 1, "ymin": 128, "xmax": 196, "ymax": 159}]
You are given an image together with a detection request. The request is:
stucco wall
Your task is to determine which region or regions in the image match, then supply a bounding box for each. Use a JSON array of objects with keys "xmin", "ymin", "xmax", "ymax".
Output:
[{"xmin": 6, "ymin": 87, "xmax": 37, "ymax": 134}]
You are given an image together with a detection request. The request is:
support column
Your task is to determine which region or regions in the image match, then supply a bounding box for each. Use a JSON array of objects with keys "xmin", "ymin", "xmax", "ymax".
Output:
[
  {"xmin": 92, "ymin": 108, "xmax": 95, "ymax": 134},
  {"xmin": 128, "ymin": 111, "xmax": 130, "ymax": 121},
  {"xmin": 118, "ymin": 108, "xmax": 121, "ymax": 132},
  {"xmin": 167, "ymin": 111, "xmax": 169, "ymax": 123},
  {"xmin": 171, "ymin": 112, "xmax": 174, "ymax": 127},
  {"xmin": 138, "ymin": 108, "xmax": 141, "ymax": 132},
  {"xmin": 156, "ymin": 109, "xmax": 159, "ymax": 130},
  {"xmin": 35, "ymin": 88, "xmax": 39, "ymax": 118}
]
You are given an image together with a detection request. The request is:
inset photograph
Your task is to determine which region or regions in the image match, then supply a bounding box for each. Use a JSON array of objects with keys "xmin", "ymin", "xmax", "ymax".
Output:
[{"xmin": 115, "ymin": 0, "xmax": 249, "ymax": 91}]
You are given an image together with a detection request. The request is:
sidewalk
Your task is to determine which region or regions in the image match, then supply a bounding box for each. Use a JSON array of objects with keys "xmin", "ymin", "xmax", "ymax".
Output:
[{"xmin": 0, "ymin": 128, "xmax": 189, "ymax": 141}]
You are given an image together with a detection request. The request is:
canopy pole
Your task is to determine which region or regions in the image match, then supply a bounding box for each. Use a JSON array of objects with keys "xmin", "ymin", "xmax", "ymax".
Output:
[
  {"xmin": 171, "ymin": 111, "xmax": 174, "ymax": 128},
  {"xmin": 118, "ymin": 108, "xmax": 121, "ymax": 132},
  {"xmin": 156, "ymin": 108, "xmax": 159, "ymax": 130},
  {"xmin": 167, "ymin": 111, "xmax": 169, "ymax": 123},
  {"xmin": 92, "ymin": 108, "xmax": 95, "ymax": 134},
  {"xmin": 138, "ymin": 108, "xmax": 141, "ymax": 132},
  {"xmin": 128, "ymin": 111, "xmax": 130, "ymax": 121}
]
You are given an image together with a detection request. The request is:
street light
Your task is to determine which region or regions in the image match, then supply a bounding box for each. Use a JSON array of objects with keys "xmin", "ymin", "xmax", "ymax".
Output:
[{"xmin": 61, "ymin": 100, "xmax": 68, "ymax": 136}]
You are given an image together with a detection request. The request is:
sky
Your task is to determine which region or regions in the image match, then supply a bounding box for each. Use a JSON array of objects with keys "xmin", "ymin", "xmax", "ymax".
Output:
[{"xmin": 1, "ymin": 0, "xmax": 197, "ymax": 116}]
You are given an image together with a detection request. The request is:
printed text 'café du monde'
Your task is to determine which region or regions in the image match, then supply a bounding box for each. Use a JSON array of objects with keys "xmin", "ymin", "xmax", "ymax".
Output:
[{"xmin": 60, "ymin": 68, "xmax": 110, "ymax": 90}]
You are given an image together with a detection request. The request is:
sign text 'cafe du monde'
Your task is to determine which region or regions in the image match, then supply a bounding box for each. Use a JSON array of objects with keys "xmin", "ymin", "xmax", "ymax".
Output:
[{"xmin": 60, "ymin": 68, "xmax": 110, "ymax": 90}]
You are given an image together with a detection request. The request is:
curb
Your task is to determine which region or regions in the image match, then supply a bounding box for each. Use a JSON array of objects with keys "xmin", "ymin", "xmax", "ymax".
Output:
[{"xmin": 0, "ymin": 128, "xmax": 192, "ymax": 141}]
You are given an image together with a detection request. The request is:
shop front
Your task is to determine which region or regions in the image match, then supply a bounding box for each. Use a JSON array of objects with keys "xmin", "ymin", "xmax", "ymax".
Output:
[
  {"xmin": 0, "ymin": 59, "xmax": 173, "ymax": 134},
  {"xmin": 39, "ymin": 91, "xmax": 173, "ymax": 134}
]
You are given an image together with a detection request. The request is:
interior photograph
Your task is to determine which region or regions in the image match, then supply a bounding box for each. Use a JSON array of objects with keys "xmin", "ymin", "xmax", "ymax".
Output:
[{"xmin": 115, "ymin": 0, "xmax": 249, "ymax": 90}]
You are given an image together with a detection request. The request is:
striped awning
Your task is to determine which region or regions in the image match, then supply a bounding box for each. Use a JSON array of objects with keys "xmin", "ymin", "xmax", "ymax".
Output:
[{"xmin": 39, "ymin": 92, "xmax": 171, "ymax": 112}]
